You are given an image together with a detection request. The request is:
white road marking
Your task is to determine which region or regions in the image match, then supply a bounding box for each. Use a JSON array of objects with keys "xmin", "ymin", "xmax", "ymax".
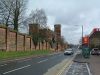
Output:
[
  {"xmin": 49, "ymin": 54, "xmax": 54, "ymax": 55},
  {"xmin": 15, "ymin": 59, "xmax": 20, "ymax": 61},
  {"xmin": 37, "ymin": 59, "xmax": 48, "ymax": 63},
  {"xmin": 23, "ymin": 59, "xmax": 31, "ymax": 61},
  {"xmin": 50, "ymin": 54, "xmax": 62, "ymax": 59},
  {"xmin": 3, "ymin": 65, "xmax": 31, "ymax": 75},
  {"xmin": 58, "ymin": 55, "xmax": 62, "ymax": 56},
  {"xmin": 49, "ymin": 53, "xmax": 60, "ymax": 56},
  {"xmin": 1, "ymin": 64, "xmax": 7, "ymax": 67},
  {"xmin": 86, "ymin": 63, "xmax": 92, "ymax": 75},
  {"xmin": 37, "ymin": 57, "xmax": 41, "ymax": 58}
]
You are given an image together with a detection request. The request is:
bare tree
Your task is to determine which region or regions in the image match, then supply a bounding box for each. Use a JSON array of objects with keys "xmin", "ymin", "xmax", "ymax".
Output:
[
  {"xmin": 0, "ymin": 0, "xmax": 13, "ymax": 26},
  {"xmin": 28, "ymin": 9, "xmax": 47, "ymax": 28},
  {"xmin": 0, "ymin": 0, "xmax": 27, "ymax": 31},
  {"xmin": 12, "ymin": 0, "xmax": 27, "ymax": 31}
]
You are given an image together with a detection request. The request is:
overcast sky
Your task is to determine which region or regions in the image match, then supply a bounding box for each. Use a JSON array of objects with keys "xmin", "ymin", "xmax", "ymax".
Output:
[{"xmin": 27, "ymin": 0, "xmax": 100, "ymax": 44}]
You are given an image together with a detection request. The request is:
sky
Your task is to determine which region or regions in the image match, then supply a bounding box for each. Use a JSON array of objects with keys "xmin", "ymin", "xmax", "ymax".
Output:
[{"xmin": 26, "ymin": 0, "xmax": 100, "ymax": 44}]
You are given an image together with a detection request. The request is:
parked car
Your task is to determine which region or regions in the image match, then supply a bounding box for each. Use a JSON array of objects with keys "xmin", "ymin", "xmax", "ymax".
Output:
[
  {"xmin": 64, "ymin": 48, "xmax": 74, "ymax": 55},
  {"xmin": 91, "ymin": 48, "xmax": 100, "ymax": 55}
]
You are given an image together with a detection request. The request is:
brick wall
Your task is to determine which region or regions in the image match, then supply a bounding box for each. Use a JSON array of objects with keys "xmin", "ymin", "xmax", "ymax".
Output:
[
  {"xmin": 0, "ymin": 26, "xmax": 52, "ymax": 51},
  {"xmin": 25, "ymin": 37, "xmax": 31, "ymax": 51},
  {"xmin": 0, "ymin": 27, "xmax": 33, "ymax": 51},
  {"xmin": 17, "ymin": 34, "xmax": 24, "ymax": 51},
  {"xmin": 8, "ymin": 31, "xmax": 16, "ymax": 51},
  {"xmin": 31, "ymin": 38, "xmax": 35, "ymax": 50},
  {"xmin": 0, "ymin": 28, "xmax": 6, "ymax": 50}
]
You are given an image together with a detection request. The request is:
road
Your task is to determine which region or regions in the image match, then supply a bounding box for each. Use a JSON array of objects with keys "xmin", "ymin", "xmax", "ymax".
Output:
[{"xmin": 0, "ymin": 52, "xmax": 74, "ymax": 75}]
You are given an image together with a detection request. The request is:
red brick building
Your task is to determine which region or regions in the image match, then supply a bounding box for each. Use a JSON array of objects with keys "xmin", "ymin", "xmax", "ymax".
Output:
[{"xmin": 89, "ymin": 28, "xmax": 100, "ymax": 49}]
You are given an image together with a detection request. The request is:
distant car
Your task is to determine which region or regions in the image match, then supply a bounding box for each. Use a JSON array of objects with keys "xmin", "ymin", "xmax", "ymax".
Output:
[
  {"xmin": 91, "ymin": 48, "xmax": 100, "ymax": 55},
  {"xmin": 64, "ymin": 48, "xmax": 74, "ymax": 55}
]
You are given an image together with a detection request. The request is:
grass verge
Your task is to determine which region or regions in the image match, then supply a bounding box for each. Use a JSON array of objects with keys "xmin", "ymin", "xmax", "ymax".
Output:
[{"xmin": 0, "ymin": 50, "xmax": 52, "ymax": 60}]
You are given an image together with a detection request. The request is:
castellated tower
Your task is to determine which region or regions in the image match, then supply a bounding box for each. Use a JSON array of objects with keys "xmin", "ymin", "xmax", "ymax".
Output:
[
  {"xmin": 54, "ymin": 24, "xmax": 61, "ymax": 41},
  {"xmin": 29, "ymin": 24, "xmax": 39, "ymax": 35},
  {"xmin": 54, "ymin": 24, "xmax": 61, "ymax": 51}
]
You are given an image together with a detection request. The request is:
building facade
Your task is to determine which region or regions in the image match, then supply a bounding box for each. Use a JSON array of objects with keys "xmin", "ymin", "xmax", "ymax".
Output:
[{"xmin": 89, "ymin": 28, "xmax": 100, "ymax": 49}]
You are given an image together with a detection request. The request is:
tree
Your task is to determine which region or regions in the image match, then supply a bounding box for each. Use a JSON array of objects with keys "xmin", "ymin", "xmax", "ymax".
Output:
[
  {"xmin": 12, "ymin": 0, "xmax": 27, "ymax": 31},
  {"xmin": 0, "ymin": 0, "xmax": 27, "ymax": 31},
  {"xmin": 39, "ymin": 28, "xmax": 49, "ymax": 49},
  {"xmin": 60, "ymin": 36, "xmax": 65, "ymax": 46},
  {"xmin": 32, "ymin": 33, "xmax": 39, "ymax": 49},
  {"xmin": 0, "ymin": 0, "xmax": 13, "ymax": 26},
  {"xmin": 28, "ymin": 9, "xmax": 47, "ymax": 49},
  {"xmin": 28, "ymin": 9, "xmax": 47, "ymax": 28}
]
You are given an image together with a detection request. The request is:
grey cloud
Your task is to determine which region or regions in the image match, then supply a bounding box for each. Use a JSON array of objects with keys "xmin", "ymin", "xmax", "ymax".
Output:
[{"xmin": 28, "ymin": 0, "xmax": 100, "ymax": 44}]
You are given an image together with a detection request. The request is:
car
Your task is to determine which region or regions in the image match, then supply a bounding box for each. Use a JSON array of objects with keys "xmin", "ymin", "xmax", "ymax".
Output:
[
  {"xmin": 91, "ymin": 48, "xmax": 100, "ymax": 55},
  {"xmin": 64, "ymin": 48, "xmax": 74, "ymax": 55}
]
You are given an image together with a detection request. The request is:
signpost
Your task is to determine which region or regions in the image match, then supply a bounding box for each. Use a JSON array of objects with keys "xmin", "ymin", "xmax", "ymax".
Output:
[
  {"xmin": 82, "ymin": 36, "xmax": 90, "ymax": 58},
  {"xmin": 83, "ymin": 36, "xmax": 89, "ymax": 45}
]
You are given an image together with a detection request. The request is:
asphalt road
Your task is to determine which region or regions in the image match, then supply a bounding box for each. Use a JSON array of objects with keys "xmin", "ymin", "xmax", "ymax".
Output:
[{"xmin": 0, "ymin": 52, "xmax": 74, "ymax": 75}]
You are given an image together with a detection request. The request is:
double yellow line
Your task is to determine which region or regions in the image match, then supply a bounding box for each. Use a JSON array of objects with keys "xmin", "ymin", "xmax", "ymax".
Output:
[{"xmin": 56, "ymin": 58, "xmax": 73, "ymax": 75}]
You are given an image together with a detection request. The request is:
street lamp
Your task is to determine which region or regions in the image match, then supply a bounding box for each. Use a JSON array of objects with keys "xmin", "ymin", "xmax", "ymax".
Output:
[
  {"xmin": 74, "ymin": 25, "xmax": 83, "ymax": 46},
  {"xmin": 74, "ymin": 25, "xmax": 90, "ymax": 58}
]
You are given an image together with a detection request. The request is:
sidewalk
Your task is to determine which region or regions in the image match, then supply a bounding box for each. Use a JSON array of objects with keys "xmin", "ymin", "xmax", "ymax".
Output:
[{"xmin": 73, "ymin": 53, "xmax": 100, "ymax": 75}]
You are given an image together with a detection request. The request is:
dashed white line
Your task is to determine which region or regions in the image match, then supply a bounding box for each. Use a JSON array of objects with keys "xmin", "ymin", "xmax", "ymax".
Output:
[
  {"xmin": 3, "ymin": 65, "xmax": 31, "ymax": 75},
  {"xmin": 49, "ymin": 53, "xmax": 60, "ymax": 56},
  {"xmin": 37, "ymin": 59, "xmax": 48, "ymax": 63},
  {"xmin": 1, "ymin": 64, "xmax": 7, "ymax": 67},
  {"xmin": 15, "ymin": 59, "xmax": 20, "ymax": 61},
  {"xmin": 58, "ymin": 55, "xmax": 62, "ymax": 56},
  {"xmin": 49, "ymin": 54, "xmax": 53, "ymax": 55},
  {"xmin": 18, "ymin": 59, "xmax": 31, "ymax": 63},
  {"xmin": 37, "ymin": 57, "xmax": 41, "ymax": 58},
  {"xmin": 23, "ymin": 59, "xmax": 31, "ymax": 61}
]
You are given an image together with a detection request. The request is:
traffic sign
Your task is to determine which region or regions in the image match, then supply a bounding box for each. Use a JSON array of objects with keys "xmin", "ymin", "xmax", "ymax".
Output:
[{"xmin": 83, "ymin": 36, "xmax": 89, "ymax": 44}]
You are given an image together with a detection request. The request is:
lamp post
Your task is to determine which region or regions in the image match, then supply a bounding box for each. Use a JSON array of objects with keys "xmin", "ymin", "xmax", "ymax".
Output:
[
  {"xmin": 74, "ymin": 25, "xmax": 83, "ymax": 46},
  {"xmin": 74, "ymin": 25, "xmax": 90, "ymax": 58}
]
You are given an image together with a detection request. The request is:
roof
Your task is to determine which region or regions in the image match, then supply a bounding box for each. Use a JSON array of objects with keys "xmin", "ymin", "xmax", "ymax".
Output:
[{"xmin": 89, "ymin": 28, "xmax": 100, "ymax": 38}]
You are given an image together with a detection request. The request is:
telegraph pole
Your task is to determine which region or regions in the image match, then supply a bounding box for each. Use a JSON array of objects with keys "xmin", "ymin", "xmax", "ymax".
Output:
[{"xmin": 82, "ymin": 25, "xmax": 83, "ymax": 47}]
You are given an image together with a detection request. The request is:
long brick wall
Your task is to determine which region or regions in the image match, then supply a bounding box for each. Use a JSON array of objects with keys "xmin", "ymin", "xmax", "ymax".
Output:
[
  {"xmin": 9, "ymin": 31, "xmax": 16, "ymax": 51},
  {"xmin": 0, "ymin": 28, "xmax": 6, "ymax": 51},
  {"xmin": 17, "ymin": 34, "xmax": 24, "ymax": 51},
  {"xmin": 0, "ymin": 26, "xmax": 51, "ymax": 51},
  {"xmin": 25, "ymin": 37, "xmax": 31, "ymax": 51}
]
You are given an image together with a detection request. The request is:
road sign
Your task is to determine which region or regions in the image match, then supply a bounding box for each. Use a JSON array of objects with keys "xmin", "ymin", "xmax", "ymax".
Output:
[{"xmin": 83, "ymin": 36, "xmax": 89, "ymax": 44}]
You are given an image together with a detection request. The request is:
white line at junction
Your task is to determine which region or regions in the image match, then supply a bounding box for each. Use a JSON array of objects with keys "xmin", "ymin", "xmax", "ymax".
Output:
[
  {"xmin": 0, "ymin": 64, "xmax": 7, "ymax": 67},
  {"xmin": 37, "ymin": 59, "xmax": 48, "ymax": 63}
]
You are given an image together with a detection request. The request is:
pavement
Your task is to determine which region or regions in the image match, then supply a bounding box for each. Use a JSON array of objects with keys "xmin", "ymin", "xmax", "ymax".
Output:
[
  {"xmin": 64, "ymin": 52, "xmax": 100, "ymax": 75},
  {"xmin": 64, "ymin": 62, "xmax": 90, "ymax": 75}
]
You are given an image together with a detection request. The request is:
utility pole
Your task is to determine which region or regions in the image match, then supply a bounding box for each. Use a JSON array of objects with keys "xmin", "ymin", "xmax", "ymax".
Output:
[{"xmin": 82, "ymin": 25, "xmax": 83, "ymax": 47}]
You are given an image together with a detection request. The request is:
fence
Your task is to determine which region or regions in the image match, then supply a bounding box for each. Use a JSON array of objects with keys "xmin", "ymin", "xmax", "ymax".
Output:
[{"xmin": 0, "ymin": 26, "xmax": 50, "ymax": 51}]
